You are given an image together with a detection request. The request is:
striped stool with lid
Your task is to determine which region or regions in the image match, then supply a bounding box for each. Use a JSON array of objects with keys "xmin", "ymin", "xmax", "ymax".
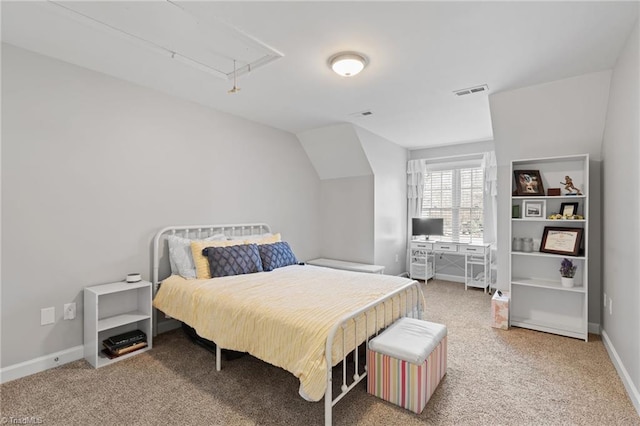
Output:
[{"xmin": 367, "ymin": 317, "xmax": 447, "ymax": 414}]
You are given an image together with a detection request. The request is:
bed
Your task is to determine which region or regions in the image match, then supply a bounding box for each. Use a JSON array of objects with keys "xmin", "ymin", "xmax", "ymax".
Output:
[{"xmin": 152, "ymin": 224, "xmax": 425, "ymax": 425}]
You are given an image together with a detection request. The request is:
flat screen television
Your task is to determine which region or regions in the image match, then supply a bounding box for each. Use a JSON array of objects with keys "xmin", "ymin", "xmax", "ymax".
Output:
[{"xmin": 412, "ymin": 218, "xmax": 444, "ymax": 240}]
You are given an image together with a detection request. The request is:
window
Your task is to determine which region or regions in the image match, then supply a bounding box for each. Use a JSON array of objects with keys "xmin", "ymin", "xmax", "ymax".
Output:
[{"xmin": 421, "ymin": 167, "xmax": 483, "ymax": 243}]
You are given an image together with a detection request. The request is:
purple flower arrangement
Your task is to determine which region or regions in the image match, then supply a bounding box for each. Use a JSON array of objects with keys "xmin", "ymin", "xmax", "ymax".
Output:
[{"xmin": 559, "ymin": 258, "xmax": 577, "ymax": 278}]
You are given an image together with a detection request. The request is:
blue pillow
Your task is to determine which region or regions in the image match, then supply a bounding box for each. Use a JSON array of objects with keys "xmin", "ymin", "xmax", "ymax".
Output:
[
  {"xmin": 259, "ymin": 242, "xmax": 298, "ymax": 271},
  {"xmin": 203, "ymin": 244, "xmax": 263, "ymax": 278}
]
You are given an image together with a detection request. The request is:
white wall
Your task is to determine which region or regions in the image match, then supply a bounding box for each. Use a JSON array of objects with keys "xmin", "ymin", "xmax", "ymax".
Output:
[
  {"xmin": 297, "ymin": 124, "xmax": 376, "ymax": 264},
  {"xmin": 298, "ymin": 123, "xmax": 410, "ymax": 273},
  {"xmin": 490, "ymin": 70, "xmax": 611, "ymax": 328},
  {"xmin": 1, "ymin": 44, "xmax": 322, "ymax": 368},
  {"xmin": 601, "ymin": 20, "xmax": 640, "ymax": 413},
  {"xmin": 320, "ymin": 176, "xmax": 375, "ymax": 264},
  {"xmin": 357, "ymin": 127, "xmax": 408, "ymax": 275}
]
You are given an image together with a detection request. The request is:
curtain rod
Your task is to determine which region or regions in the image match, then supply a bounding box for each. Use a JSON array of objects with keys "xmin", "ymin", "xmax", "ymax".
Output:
[{"xmin": 412, "ymin": 152, "xmax": 486, "ymax": 163}]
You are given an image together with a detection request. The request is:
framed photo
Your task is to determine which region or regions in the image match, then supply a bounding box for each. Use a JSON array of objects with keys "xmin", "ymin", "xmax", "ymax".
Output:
[
  {"xmin": 514, "ymin": 170, "xmax": 545, "ymax": 196},
  {"xmin": 523, "ymin": 200, "xmax": 546, "ymax": 218},
  {"xmin": 560, "ymin": 202, "xmax": 579, "ymax": 217},
  {"xmin": 512, "ymin": 205, "xmax": 520, "ymax": 219},
  {"xmin": 540, "ymin": 227, "xmax": 583, "ymax": 256}
]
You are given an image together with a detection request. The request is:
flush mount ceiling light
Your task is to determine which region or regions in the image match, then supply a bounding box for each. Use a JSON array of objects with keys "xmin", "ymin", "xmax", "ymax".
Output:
[{"xmin": 328, "ymin": 52, "xmax": 368, "ymax": 77}]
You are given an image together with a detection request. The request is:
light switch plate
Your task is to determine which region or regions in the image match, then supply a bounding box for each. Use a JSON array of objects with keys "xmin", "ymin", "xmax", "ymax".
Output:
[{"xmin": 41, "ymin": 307, "xmax": 55, "ymax": 325}]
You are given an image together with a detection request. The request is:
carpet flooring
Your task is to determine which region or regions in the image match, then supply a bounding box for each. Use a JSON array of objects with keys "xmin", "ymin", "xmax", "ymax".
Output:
[{"xmin": 1, "ymin": 280, "xmax": 638, "ymax": 425}]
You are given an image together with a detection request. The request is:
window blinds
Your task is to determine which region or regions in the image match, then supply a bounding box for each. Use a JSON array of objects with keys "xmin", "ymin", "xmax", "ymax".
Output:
[{"xmin": 421, "ymin": 167, "xmax": 483, "ymax": 243}]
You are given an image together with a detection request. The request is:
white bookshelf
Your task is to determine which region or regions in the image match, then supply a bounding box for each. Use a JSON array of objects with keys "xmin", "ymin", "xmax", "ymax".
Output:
[
  {"xmin": 84, "ymin": 280, "xmax": 152, "ymax": 367},
  {"xmin": 510, "ymin": 154, "xmax": 589, "ymax": 341}
]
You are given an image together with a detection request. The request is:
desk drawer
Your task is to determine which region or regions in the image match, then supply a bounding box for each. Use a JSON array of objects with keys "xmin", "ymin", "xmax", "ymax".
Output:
[
  {"xmin": 412, "ymin": 242, "xmax": 434, "ymax": 250},
  {"xmin": 461, "ymin": 245, "xmax": 487, "ymax": 254},
  {"xmin": 434, "ymin": 243, "xmax": 458, "ymax": 253}
]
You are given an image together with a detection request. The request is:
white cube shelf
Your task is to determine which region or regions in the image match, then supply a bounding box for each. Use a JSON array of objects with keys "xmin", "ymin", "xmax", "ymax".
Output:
[{"xmin": 84, "ymin": 280, "xmax": 152, "ymax": 368}]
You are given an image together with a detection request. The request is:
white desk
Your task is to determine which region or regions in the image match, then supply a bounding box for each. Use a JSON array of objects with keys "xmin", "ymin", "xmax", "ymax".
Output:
[
  {"xmin": 409, "ymin": 240, "xmax": 492, "ymax": 292},
  {"xmin": 306, "ymin": 258, "xmax": 385, "ymax": 274}
]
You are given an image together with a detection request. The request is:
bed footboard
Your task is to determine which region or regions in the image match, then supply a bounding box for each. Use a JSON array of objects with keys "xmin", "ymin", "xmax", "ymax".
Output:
[{"xmin": 324, "ymin": 279, "xmax": 424, "ymax": 426}]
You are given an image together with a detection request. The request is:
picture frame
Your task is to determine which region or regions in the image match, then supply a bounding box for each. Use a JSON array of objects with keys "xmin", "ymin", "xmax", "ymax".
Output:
[
  {"xmin": 514, "ymin": 170, "xmax": 545, "ymax": 196},
  {"xmin": 523, "ymin": 200, "xmax": 546, "ymax": 218},
  {"xmin": 512, "ymin": 205, "xmax": 520, "ymax": 219},
  {"xmin": 540, "ymin": 227, "xmax": 583, "ymax": 256},
  {"xmin": 560, "ymin": 202, "xmax": 579, "ymax": 217}
]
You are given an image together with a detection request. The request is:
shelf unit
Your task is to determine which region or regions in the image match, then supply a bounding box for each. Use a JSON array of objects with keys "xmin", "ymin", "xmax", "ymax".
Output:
[
  {"xmin": 464, "ymin": 245, "xmax": 491, "ymax": 293},
  {"xmin": 84, "ymin": 280, "xmax": 152, "ymax": 367},
  {"xmin": 409, "ymin": 241, "xmax": 434, "ymax": 280},
  {"xmin": 510, "ymin": 154, "xmax": 589, "ymax": 341}
]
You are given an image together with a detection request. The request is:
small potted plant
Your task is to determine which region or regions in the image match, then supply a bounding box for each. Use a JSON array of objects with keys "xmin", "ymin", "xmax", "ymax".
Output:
[{"xmin": 559, "ymin": 258, "xmax": 577, "ymax": 288}]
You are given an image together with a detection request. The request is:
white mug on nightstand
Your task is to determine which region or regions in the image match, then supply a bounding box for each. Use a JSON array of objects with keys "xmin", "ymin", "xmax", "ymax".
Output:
[{"xmin": 126, "ymin": 273, "xmax": 141, "ymax": 283}]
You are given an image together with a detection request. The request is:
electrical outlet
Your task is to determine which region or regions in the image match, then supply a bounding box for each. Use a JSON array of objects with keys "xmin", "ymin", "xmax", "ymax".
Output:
[
  {"xmin": 609, "ymin": 298, "xmax": 613, "ymax": 315},
  {"xmin": 604, "ymin": 293, "xmax": 607, "ymax": 308},
  {"xmin": 395, "ymin": 254, "xmax": 399, "ymax": 262},
  {"xmin": 64, "ymin": 303, "xmax": 76, "ymax": 320},
  {"xmin": 41, "ymin": 307, "xmax": 55, "ymax": 325}
]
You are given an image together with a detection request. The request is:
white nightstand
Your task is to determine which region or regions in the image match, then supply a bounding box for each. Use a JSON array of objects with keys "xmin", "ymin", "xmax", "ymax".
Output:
[
  {"xmin": 84, "ymin": 280, "xmax": 152, "ymax": 368},
  {"xmin": 307, "ymin": 258, "xmax": 385, "ymax": 274}
]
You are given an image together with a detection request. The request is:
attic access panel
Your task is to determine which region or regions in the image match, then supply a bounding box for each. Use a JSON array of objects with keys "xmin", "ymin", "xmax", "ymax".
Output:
[{"xmin": 50, "ymin": 1, "xmax": 283, "ymax": 79}]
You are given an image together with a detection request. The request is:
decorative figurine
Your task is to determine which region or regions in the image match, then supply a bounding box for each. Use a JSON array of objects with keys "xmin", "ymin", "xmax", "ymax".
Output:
[{"xmin": 560, "ymin": 175, "xmax": 582, "ymax": 195}]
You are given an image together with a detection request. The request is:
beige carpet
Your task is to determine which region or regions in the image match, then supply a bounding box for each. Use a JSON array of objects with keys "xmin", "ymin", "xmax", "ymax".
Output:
[{"xmin": 1, "ymin": 280, "xmax": 638, "ymax": 425}]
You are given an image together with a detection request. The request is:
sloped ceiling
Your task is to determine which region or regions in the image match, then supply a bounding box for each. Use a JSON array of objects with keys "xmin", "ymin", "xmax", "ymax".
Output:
[
  {"xmin": 297, "ymin": 124, "xmax": 372, "ymax": 180},
  {"xmin": 2, "ymin": 1, "xmax": 638, "ymax": 149}
]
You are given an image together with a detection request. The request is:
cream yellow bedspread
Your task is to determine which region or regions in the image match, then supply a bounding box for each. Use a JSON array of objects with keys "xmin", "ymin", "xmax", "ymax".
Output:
[{"xmin": 153, "ymin": 265, "xmax": 422, "ymax": 401}]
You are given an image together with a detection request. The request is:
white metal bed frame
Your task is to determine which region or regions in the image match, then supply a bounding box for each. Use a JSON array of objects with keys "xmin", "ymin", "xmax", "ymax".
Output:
[{"xmin": 152, "ymin": 223, "xmax": 424, "ymax": 426}]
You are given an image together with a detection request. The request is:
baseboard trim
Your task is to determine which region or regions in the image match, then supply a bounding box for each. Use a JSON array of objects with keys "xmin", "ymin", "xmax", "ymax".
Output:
[
  {"xmin": 588, "ymin": 322, "xmax": 601, "ymax": 335},
  {"xmin": 434, "ymin": 273, "xmax": 465, "ymax": 283},
  {"xmin": 0, "ymin": 345, "xmax": 84, "ymax": 384},
  {"xmin": 602, "ymin": 329, "xmax": 640, "ymax": 416}
]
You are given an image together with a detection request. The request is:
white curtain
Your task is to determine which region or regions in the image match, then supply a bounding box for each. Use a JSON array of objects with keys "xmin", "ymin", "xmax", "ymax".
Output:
[
  {"xmin": 406, "ymin": 159, "xmax": 426, "ymax": 272},
  {"xmin": 407, "ymin": 159, "xmax": 426, "ymax": 218},
  {"xmin": 482, "ymin": 151, "xmax": 498, "ymax": 245}
]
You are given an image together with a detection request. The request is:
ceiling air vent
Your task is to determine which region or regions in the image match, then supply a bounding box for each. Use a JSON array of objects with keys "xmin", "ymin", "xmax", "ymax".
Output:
[{"xmin": 454, "ymin": 84, "xmax": 489, "ymax": 97}]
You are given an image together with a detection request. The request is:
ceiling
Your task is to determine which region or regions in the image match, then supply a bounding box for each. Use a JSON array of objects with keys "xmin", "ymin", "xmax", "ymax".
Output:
[{"xmin": 2, "ymin": 1, "xmax": 638, "ymax": 149}]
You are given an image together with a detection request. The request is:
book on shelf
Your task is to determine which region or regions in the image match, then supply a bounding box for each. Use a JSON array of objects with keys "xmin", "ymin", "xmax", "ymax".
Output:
[
  {"xmin": 101, "ymin": 341, "xmax": 148, "ymax": 359},
  {"xmin": 103, "ymin": 329, "xmax": 146, "ymax": 350}
]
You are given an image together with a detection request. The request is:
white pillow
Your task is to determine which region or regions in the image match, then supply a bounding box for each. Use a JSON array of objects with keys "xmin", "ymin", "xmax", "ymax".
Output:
[{"xmin": 168, "ymin": 233, "xmax": 226, "ymax": 279}]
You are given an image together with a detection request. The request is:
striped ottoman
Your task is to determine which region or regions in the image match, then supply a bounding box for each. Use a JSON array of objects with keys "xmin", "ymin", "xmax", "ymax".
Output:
[{"xmin": 367, "ymin": 317, "xmax": 447, "ymax": 414}]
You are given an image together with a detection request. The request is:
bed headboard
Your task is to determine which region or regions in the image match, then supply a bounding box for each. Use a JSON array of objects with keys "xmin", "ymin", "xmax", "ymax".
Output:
[{"xmin": 152, "ymin": 223, "xmax": 272, "ymax": 293}]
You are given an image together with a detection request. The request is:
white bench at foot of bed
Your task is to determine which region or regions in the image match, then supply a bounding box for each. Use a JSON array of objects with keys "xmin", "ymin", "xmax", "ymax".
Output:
[{"xmin": 306, "ymin": 258, "xmax": 385, "ymax": 274}]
